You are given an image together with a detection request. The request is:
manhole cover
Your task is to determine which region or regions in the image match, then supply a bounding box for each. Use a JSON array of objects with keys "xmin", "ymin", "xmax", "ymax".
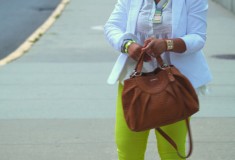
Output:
[{"xmin": 212, "ymin": 54, "xmax": 235, "ymax": 60}]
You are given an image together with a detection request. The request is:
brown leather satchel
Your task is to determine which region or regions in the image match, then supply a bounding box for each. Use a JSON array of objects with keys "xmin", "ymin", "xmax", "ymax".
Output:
[{"xmin": 122, "ymin": 52, "xmax": 199, "ymax": 158}]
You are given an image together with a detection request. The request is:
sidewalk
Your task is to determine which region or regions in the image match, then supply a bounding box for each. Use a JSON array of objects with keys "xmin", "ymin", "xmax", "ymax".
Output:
[{"xmin": 0, "ymin": 0, "xmax": 234, "ymax": 159}]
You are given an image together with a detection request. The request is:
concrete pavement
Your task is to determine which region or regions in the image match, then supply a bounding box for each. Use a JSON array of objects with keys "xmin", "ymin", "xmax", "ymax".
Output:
[{"xmin": 0, "ymin": 0, "xmax": 235, "ymax": 159}]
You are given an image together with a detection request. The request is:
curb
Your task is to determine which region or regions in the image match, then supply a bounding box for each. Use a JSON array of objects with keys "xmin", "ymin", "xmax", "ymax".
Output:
[{"xmin": 0, "ymin": 0, "xmax": 70, "ymax": 66}]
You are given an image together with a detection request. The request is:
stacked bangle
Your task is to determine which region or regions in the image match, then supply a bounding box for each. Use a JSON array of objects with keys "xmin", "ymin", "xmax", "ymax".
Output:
[
  {"xmin": 124, "ymin": 40, "xmax": 135, "ymax": 53},
  {"xmin": 121, "ymin": 39, "xmax": 135, "ymax": 53}
]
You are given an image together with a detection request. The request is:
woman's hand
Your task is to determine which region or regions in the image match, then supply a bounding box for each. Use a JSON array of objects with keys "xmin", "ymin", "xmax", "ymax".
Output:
[
  {"xmin": 128, "ymin": 42, "xmax": 151, "ymax": 62},
  {"xmin": 142, "ymin": 37, "xmax": 167, "ymax": 57}
]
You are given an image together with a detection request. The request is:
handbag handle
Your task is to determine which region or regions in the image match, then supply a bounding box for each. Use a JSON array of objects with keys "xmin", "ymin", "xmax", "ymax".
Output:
[
  {"xmin": 156, "ymin": 118, "xmax": 193, "ymax": 159},
  {"xmin": 134, "ymin": 52, "xmax": 166, "ymax": 75}
]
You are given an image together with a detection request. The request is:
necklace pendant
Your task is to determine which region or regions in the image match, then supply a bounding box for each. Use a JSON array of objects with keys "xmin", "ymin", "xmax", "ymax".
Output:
[{"xmin": 152, "ymin": 14, "xmax": 162, "ymax": 24}]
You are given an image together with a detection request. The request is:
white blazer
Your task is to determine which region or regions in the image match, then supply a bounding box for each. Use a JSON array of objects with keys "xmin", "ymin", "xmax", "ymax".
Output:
[{"xmin": 104, "ymin": 0, "xmax": 212, "ymax": 88}]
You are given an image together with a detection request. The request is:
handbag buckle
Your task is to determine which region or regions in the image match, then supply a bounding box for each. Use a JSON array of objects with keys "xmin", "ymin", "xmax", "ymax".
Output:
[
  {"xmin": 130, "ymin": 71, "xmax": 142, "ymax": 78},
  {"xmin": 160, "ymin": 63, "xmax": 170, "ymax": 69}
]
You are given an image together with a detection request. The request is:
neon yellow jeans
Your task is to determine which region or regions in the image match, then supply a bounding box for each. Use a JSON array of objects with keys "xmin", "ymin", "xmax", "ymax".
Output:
[{"xmin": 115, "ymin": 83, "xmax": 187, "ymax": 160}]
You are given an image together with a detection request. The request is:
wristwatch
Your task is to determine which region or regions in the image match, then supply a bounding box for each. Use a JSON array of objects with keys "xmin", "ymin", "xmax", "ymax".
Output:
[{"xmin": 165, "ymin": 39, "xmax": 174, "ymax": 51}]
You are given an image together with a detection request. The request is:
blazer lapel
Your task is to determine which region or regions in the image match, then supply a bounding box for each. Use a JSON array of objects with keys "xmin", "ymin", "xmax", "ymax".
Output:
[
  {"xmin": 127, "ymin": 0, "xmax": 143, "ymax": 33},
  {"xmin": 172, "ymin": 0, "xmax": 185, "ymax": 37}
]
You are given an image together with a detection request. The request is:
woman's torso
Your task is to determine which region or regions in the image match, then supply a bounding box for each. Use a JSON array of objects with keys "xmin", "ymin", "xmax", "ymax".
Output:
[{"xmin": 120, "ymin": 0, "xmax": 173, "ymax": 81}]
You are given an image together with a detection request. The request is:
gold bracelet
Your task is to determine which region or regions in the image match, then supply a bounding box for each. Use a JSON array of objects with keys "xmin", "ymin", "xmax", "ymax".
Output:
[{"xmin": 165, "ymin": 39, "xmax": 174, "ymax": 51}]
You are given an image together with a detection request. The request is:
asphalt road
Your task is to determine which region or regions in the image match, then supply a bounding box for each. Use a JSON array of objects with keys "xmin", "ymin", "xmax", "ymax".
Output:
[{"xmin": 0, "ymin": 0, "xmax": 61, "ymax": 60}]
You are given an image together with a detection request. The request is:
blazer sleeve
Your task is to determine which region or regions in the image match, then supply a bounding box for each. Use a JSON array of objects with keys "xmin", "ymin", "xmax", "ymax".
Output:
[
  {"xmin": 180, "ymin": 0, "xmax": 208, "ymax": 54},
  {"xmin": 104, "ymin": 0, "xmax": 138, "ymax": 52}
]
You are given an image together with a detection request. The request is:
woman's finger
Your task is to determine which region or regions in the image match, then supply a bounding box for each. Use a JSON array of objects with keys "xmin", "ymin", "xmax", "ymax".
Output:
[
  {"xmin": 142, "ymin": 40, "xmax": 154, "ymax": 52},
  {"xmin": 143, "ymin": 39, "xmax": 152, "ymax": 47},
  {"xmin": 143, "ymin": 37, "xmax": 156, "ymax": 47}
]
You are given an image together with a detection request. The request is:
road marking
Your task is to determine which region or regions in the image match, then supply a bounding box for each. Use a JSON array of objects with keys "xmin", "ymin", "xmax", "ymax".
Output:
[
  {"xmin": 91, "ymin": 25, "xmax": 104, "ymax": 31},
  {"xmin": 0, "ymin": 0, "xmax": 70, "ymax": 66}
]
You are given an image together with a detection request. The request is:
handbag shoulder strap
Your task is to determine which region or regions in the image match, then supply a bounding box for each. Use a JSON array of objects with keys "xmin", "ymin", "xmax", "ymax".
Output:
[{"xmin": 156, "ymin": 118, "xmax": 193, "ymax": 159}]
